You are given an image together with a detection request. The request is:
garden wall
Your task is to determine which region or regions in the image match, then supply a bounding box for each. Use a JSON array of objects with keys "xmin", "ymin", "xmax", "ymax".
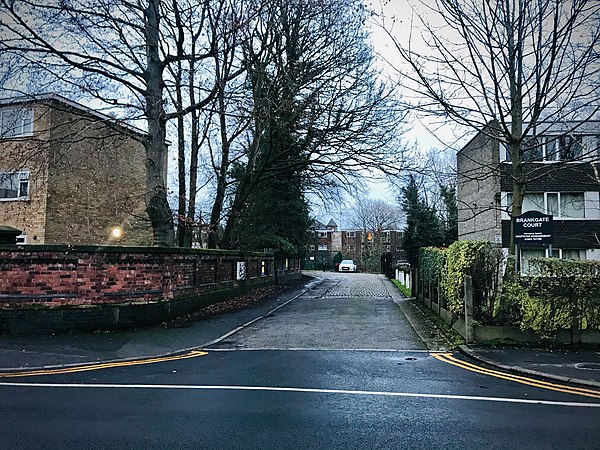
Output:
[{"xmin": 0, "ymin": 245, "xmax": 301, "ymax": 334}]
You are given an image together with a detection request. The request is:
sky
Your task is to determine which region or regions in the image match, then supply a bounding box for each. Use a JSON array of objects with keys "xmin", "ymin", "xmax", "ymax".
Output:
[{"xmin": 311, "ymin": 0, "xmax": 463, "ymax": 227}]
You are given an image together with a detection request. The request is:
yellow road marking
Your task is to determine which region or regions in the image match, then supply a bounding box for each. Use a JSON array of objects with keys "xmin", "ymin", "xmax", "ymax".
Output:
[
  {"xmin": 433, "ymin": 353, "xmax": 600, "ymax": 399},
  {"xmin": 0, "ymin": 350, "xmax": 208, "ymax": 378}
]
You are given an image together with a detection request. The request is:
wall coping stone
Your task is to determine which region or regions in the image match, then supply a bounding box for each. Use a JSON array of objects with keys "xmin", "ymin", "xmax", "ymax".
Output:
[{"xmin": 0, "ymin": 244, "xmax": 273, "ymax": 257}]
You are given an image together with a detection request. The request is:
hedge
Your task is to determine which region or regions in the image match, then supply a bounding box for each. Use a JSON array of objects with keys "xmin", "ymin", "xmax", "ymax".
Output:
[
  {"xmin": 520, "ymin": 258, "xmax": 600, "ymax": 336},
  {"xmin": 418, "ymin": 241, "xmax": 502, "ymax": 321}
]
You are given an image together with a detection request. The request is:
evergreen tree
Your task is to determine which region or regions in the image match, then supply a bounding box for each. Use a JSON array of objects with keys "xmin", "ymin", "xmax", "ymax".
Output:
[
  {"xmin": 439, "ymin": 183, "xmax": 458, "ymax": 246},
  {"xmin": 235, "ymin": 173, "xmax": 311, "ymax": 257},
  {"xmin": 401, "ymin": 175, "xmax": 444, "ymax": 267}
]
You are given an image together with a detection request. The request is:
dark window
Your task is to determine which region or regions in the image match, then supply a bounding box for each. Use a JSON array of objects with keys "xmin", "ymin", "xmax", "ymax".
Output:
[
  {"xmin": 522, "ymin": 137, "xmax": 543, "ymax": 162},
  {"xmin": 558, "ymin": 135, "xmax": 583, "ymax": 161}
]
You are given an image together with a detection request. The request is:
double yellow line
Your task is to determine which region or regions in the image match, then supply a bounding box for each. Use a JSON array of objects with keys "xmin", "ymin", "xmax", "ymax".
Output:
[
  {"xmin": 0, "ymin": 350, "xmax": 208, "ymax": 378},
  {"xmin": 433, "ymin": 353, "xmax": 600, "ymax": 399}
]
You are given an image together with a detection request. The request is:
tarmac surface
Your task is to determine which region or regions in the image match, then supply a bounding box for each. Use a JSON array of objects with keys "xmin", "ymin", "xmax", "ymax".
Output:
[{"xmin": 0, "ymin": 271, "xmax": 599, "ymax": 389}]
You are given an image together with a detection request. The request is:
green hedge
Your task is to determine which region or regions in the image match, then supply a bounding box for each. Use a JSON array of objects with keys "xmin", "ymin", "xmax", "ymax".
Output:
[
  {"xmin": 419, "ymin": 241, "xmax": 502, "ymax": 322},
  {"xmin": 520, "ymin": 258, "xmax": 600, "ymax": 336},
  {"xmin": 420, "ymin": 245, "xmax": 600, "ymax": 335}
]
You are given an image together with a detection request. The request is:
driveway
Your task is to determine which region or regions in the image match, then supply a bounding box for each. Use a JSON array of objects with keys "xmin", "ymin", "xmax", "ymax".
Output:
[{"xmin": 210, "ymin": 271, "xmax": 427, "ymax": 350}]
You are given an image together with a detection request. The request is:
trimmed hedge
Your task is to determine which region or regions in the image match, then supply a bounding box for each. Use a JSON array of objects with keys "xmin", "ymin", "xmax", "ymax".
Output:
[
  {"xmin": 419, "ymin": 244, "xmax": 600, "ymax": 337},
  {"xmin": 521, "ymin": 258, "xmax": 600, "ymax": 336}
]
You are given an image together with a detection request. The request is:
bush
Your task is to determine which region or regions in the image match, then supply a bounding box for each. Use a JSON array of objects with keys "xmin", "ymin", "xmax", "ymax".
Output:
[
  {"xmin": 418, "ymin": 241, "xmax": 502, "ymax": 323},
  {"xmin": 418, "ymin": 247, "xmax": 447, "ymax": 285},
  {"xmin": 520, "ymin": 258, "xmax": 600, "ymax": 336},
  {"xmin": 442, "ymin": 241, "xmax": 502, "ymax": 321},
  {"xmin": 496, "ymin": 256, "xmax": 527, "ymax": 326}
]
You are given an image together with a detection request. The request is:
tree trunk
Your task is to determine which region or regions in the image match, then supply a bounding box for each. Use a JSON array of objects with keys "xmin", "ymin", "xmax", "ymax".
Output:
[
  {"xmin": 175, "ymin": 65, "xmax": 188, "ymax": 247},
  {"xmin": 207, "ymin": 80, "xmax": 231, "ymax": 249},
  {"xmin": 144, "ymin": 0, "xmax": 174, "ymax": 247},
  {"xmin": 507, "ymin": 1, "xmax": 524, "ymax": 255}
]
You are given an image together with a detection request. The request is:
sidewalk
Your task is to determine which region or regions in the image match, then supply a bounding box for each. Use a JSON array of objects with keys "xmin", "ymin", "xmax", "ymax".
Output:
[
  {"xmin": 0, "ymin": 279, "xmax": 318, "ymax": 372},
  {"xmin": 387, "ymin": 282, "xmax": 600, "ymax": 389},
  {"xmin": 461, "ymin": 345, "xmax": 600, "ymax": 388}
]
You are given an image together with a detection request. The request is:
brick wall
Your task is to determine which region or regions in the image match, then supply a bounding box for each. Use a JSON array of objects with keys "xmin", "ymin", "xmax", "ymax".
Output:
[
  {"xmin": 0, "ymin": 104, "xmax": 53, "ymax": 244},
  {"xmin": 45, "ymin": 104, "xmax": 152, "ymax": 245},
  {"xmin": 0, "ymin": 246, "xmax": 293, "ymax": 334}
]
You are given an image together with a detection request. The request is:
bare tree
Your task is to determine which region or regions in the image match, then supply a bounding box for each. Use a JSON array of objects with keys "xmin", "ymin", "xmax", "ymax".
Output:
[
  {"xmin": 348, "ymin": 197, "xmax": 401, "ymax": 271},
  {"xmin": 383, "ymin": 0, "xmax": 600, "ymax": 251},
  {"xmin": 217, "ymin": 0, "xmax": 408, "ymax": 249},
  {"xmin": 0, "ymin": 0, "xmax": 223, "ymax": 246}
]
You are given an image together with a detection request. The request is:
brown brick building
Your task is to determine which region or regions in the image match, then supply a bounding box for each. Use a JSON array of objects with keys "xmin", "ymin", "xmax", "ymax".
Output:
[
  {"xmin": 305, "ymin": 219, "xmax": 406, "ymax": 271},
  {"xmin": 0, "ymin": 95, "xmax": 152, "ymax": 245}
]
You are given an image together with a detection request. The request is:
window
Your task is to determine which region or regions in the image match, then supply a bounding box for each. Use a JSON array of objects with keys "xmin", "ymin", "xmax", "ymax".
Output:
[
  {"xmin": 522, "ymin": 193, "xmax": 544, "ymax": 213},
  {"xmin": 537, "ymin": 135, "xmax": 584, "ymax": 161},
  {"xmin": 0, "ymin": 170, "xmax": 29, "ymax": 200},
  {"xmin": 506, "ymin": 192, "xmax": 585, "ymax": 218},
  {"xmin": 317, "ymin": 231, "xmax": 328, "ymax": 238},
  {"xmin": 560, "ymin": 193, "xmax": 585, "ymax": 218},
  {"xmin": 16, "ymin": 234, "xmax": 27, "ymax": 244},
  {"xmin": 382, "ymin": 231, "xmax": 391, "ymax": 243},
  {"xmin": 522, "ymin": 137, "xmax": 543, "ymax": 162},
  {"xmin": 318, "ymin": 244, "xmax": 328, "ymax": 251},
  {"xmin": 558, "ymin": 135, "xmax": 583, "ymax": 161},
  {"xmin": 346, "ymin": 231, "xmax": 356, "ymax": 238},
  {"xmin": 0, "ymin": 108, "xmax": 33, "ymax": 138},
  {"xmin": 543, "ymin": 137, "xmax": 560, "ymax": 161},
  {"xmin": 562, "ymin": 249, "xmax": 586, "ymax": 260}
]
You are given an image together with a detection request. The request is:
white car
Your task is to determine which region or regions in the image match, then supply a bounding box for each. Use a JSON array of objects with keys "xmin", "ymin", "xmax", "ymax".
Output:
[{"xmin": 338, "ymin": 259, "xmax": 357, "ymax": 272}]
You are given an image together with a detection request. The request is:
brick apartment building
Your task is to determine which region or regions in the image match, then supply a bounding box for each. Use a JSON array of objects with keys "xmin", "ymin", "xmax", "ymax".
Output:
[
  {"xmin": 305, "ymin": 218, "xmax": 406, "ymax": 271},
  {"xmin": 0, "ymin": 94, "xmax": 152, "ymax": 245},
  {"xmin": 457, "ymin": 120, "xmax": 600, "ymax": 264}
]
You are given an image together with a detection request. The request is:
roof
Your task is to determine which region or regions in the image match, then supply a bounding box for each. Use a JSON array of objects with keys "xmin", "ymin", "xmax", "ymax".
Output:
[
  {"xmin": 0, "ymin": 93, "xmax": 147, "ymax": 138},
  {"xmin": 326, "ymin": 219, "xmax": 338, "ymax": 228}
]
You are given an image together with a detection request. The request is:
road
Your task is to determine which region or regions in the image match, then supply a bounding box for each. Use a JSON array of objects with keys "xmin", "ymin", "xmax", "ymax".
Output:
[{"xmin": 1, "ymin": 272, "xmax": 599, "ymax": 449}]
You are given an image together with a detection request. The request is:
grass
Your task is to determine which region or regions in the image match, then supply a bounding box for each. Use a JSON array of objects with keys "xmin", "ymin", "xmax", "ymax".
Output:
[
  {"xmin": 391, "ymin": 279, "xmax": 412, "ymax": 298},
  {"xmin": 391, "ymin": 278, "xmax": 465, "ymax": 349}
]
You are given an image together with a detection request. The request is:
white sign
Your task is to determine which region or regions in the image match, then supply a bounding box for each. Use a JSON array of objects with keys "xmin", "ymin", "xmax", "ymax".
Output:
[{"xmin": 236, "ymin": 262, "xmax": 247, "ymax": 281}]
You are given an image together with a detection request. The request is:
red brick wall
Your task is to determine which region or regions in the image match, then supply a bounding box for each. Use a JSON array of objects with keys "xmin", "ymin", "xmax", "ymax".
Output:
[{"xmin": 0, "ymin": 246, "xmax": 275, "ymax": 307}]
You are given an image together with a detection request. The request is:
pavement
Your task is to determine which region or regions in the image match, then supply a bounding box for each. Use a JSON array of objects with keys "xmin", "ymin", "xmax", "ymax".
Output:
[{"xmin": 0, "ymin": 272, "xmax": 599, "ymax": 390}]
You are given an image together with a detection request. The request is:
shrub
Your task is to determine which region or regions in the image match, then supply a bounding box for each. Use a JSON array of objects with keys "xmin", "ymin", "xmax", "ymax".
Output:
[
  {"xmin": 418, "ymin": 247, "xmax": 447, "ymax": 285},
  {"xmin": 442, "ymin": 240, "xmax": 502, "ymax": 321},
  {"xmin": 521, "ymin": 258, "xmax": 600, "ymax": 336}
]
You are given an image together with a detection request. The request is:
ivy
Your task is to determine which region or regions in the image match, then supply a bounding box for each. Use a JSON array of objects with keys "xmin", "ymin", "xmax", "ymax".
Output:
[
  {"xmin": 418, "ymin": 241, "xmax": 502, "ymax": 321},
  {"xmin": 442, "ymin": 241, "xmax": 501, "ymax": 319}
]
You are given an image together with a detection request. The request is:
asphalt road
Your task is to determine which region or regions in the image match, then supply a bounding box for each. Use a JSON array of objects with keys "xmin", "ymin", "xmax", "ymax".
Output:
[{"xmin": 1, "ymin": 272, "xmax": 599, "ymax": 449}]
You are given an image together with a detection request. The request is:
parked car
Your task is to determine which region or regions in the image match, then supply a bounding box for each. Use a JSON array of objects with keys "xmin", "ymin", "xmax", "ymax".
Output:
[{"xmin": 338, "ymin": 259, "xmax": 357, "ymax": 272}]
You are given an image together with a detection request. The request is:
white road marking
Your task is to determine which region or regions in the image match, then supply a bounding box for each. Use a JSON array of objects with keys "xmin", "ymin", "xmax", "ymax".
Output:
[{"xmin": 1, "ymin": 382, "xmax": 599, "ymax": 408}]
